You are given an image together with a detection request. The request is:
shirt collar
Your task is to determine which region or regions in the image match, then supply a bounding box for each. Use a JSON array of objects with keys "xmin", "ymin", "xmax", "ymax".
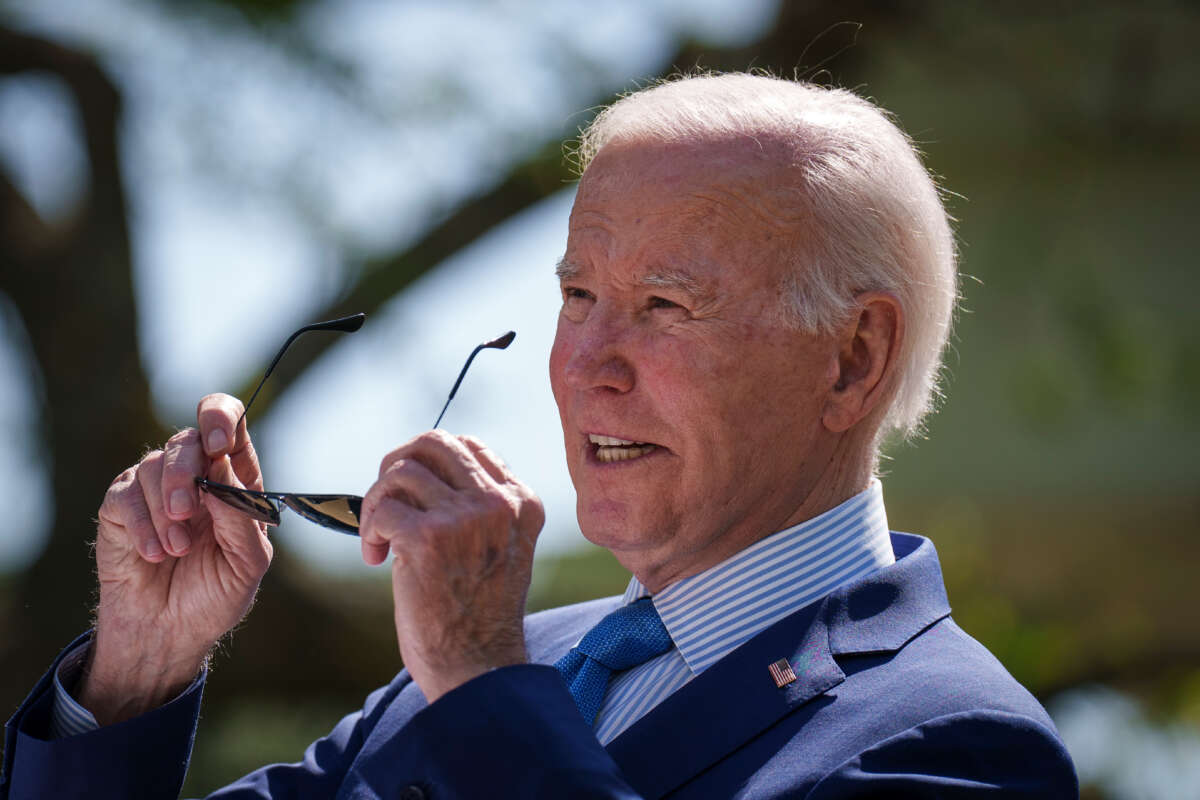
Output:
[{"xmin": 621, "ymin": 479, "xmax": 895, "ymax": 675}]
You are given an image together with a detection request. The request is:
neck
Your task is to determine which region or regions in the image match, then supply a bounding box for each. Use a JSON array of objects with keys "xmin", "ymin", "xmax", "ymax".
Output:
[
  {"xmin": 632, "ymin": 431, "xmax": 878, "ymax": 594},
  {"xmin": 755, "ymin": 432, "xmax": 876, "ymax": 555},
  {"xmin": 785, "ymin": 431, "xmax": 876, "ymax": 527}
]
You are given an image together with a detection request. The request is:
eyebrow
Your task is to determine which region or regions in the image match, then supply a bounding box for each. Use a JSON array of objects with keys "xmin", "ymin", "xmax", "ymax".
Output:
[
  {"xmin": 556, "ymin": 258, "xmax": 714, "ymax": 303},
  {"xmin": 641, "ymin": 268, "xmax": 708, "ymax": 301},
  {"xmin": 554, "ymin": 256, "xmax": 579, "ymax": 281}
]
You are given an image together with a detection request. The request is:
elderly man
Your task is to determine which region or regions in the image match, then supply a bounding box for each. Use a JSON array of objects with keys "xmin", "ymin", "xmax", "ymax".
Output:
[{"xmin": 3, "ymin": 74, "xmax": 1076, "ymax": 798}]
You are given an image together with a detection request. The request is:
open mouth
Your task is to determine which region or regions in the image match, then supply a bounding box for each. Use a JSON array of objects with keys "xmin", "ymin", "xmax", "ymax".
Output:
[{"xmin": 589, "ymin": 434, "xmax": 658, "ymax": 463}]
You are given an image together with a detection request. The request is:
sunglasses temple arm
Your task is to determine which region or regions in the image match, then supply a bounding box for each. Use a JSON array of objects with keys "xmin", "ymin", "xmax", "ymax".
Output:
[
  {"xmin": 433, "ymin": 343, "xmax": 486, "ymax": 430},
  {"xmin": 237, "ymin": 313, "xmax": 367, "ymax": 429}
]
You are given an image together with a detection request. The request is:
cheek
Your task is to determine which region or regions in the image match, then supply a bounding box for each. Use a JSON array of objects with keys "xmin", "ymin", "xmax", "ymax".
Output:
[
  {"xmin": 548, "ymin": 319, "xmax": 571, "ymax": 406},
  {"xmin": 656, "ymin": 333, "xmax": 749, "ymax": 411},
  {"xmin": 681, "ymin": 331, "xmax": 825, "ymax": 443}
]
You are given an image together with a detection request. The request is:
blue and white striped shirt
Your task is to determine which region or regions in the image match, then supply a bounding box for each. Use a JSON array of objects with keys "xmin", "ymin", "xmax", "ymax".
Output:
[
  {"xmin": 592, "ymin": 479, "xmax": 893, "ymax": 744},
  {"xmin": 50, "ymin": 639, "xmax": 105, "ymax": 738},
  {"xmin": 52, "ymin": 481, "xmax": 894, "ymax": 743}
]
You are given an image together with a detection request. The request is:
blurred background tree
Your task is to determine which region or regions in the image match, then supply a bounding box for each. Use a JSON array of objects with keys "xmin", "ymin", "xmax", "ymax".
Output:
[{"xmin": 0, "ymin": 0, "xmax": 1197, "ymax": 796}]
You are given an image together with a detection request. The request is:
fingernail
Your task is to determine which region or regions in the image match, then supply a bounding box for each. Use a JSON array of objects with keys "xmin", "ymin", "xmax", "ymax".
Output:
[
  {"xmin": 169, "ymin": 489, "xmax": 193, "ymax": 516},
  {"xmin": 207, "ymin": 429, "xmax": 229, "ymax": 453},
  {"xmin": 145, "ymin": 537, "xmax": 164, "ymax": 559},
  {"xmin": 168, "ymin": 524, "xmax": 191, "ymax": 554}
]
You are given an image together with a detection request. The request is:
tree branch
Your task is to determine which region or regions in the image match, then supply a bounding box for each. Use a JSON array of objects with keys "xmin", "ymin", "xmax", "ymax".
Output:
[
  {"xmin": 225, "ymin": 0, "xmax": 925, "ymax": 417},
  {"xmin": 230, "ymin": 137, "xmax": 574, "ymax": 407}
]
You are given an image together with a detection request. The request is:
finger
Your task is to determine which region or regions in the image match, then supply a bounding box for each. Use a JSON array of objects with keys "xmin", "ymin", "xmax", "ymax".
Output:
[
  {"xmin": 228, "ymin": 436, "xmax": 264, "ymax": 493},
  {"xmin": 378, "ymin": 430, "xmax": 494, "ymax": 493},
  {"xmin": 376, "ymin": 456, "xmax": 460, "ymax": 511},
  {"xmin": 360, "ymin": 458, "xmax": 453, "ymax": 565},
  {"xmin": 198, "ymin": 393, "xmax": 262, "ymax": 491},
  {"xmin": 201, "ymin": 454, "xmax": 273, "ymax": 581},
  {"xmin": 461, "ymin": 435, "xmax": 545, "ymax": 542},
  {"xmin": 360, "ymin": 495, "xmax": 422, "ymax": 566},
  {"xmin": 361, "ymin": 539, "xmax": 389, "ymax": 567},
  {"xmin": 161, "ymin": 428, "xmax": 206, "ymax": 524},
  {"xmin": 458, "ymin": 435, "xmax": 514, "ymax": 485},
  {"xmin": 360, "ymin": 459, "xmax": 449, "ymax": 547},
  {"xmin": 104, "ymin": 465, "xmax": 169, "ymax": 563},
  {"xmin": 197, "ymin": 393, "xmax": 245, "ymax": 457},
  {"xmin": 134, "ymin": 449, "xmax": 191, "ymax": 557}
]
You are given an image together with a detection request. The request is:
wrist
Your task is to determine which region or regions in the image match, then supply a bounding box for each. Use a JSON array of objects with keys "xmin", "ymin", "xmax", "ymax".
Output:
[
  {"xmin": 78, "ymin": 628, "xmax": 208, "ymax": 726},
  {"xmin": 410, "ymin": 644, "xmax": 528, "ymax": 705}
]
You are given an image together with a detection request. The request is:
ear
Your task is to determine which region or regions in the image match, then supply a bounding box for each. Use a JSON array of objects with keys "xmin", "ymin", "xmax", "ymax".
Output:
[{"xmin": 822, "ymin": 292, "xmax": 904, "ymax": 434}]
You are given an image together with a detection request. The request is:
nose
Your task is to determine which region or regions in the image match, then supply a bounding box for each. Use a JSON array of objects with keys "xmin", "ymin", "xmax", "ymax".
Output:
[{"xmin": 555, "ymin": 308, "xmax": 635, "ymax": 395}]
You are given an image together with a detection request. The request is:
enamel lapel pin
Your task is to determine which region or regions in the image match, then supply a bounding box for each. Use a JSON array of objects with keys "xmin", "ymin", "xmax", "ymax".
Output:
[{"xmin": 768, "ymin": 658, "xmax": 798, "ymax": 689}]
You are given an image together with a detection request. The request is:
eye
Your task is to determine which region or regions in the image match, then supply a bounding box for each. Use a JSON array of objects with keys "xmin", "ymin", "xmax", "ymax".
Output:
[
  {"xmin": 560, "ymin": 285, "xmax": 594, "ymax": 321},
  {"xmin": 648, "ymin": 295, "xmax": 683, "ymax": 311}
]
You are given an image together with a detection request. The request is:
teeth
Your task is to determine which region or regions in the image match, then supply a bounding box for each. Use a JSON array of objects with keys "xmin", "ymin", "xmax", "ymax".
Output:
[
  {"xmin": 589, "ymin": 434, "xmax": 639, "ymax": 446},
  {"xmin": 587, "ymin": 434, "xmax": 657, "ymax": 462},
  {"xmin": 596, "ymin": 444, "xmax": 656, "ymax": 463}
]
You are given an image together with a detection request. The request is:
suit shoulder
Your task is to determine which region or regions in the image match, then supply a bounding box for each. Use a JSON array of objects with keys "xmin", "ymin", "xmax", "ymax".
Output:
[
  {"xmin": 846, "ymin": 615, "xmax": 1058, "ymax": 729},
  {"xmin": 809, "ymin": 709, "xmax": 1079, "ymax": 798}
]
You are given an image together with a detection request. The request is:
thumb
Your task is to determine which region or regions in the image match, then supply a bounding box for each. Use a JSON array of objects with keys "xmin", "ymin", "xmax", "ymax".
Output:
[{"xmin": 200, "ymin": 455, "xmax": 274, "ymax": 575}]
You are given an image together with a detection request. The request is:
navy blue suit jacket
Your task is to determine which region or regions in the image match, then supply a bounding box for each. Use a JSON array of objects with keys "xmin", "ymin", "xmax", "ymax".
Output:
[{"xmin": 2, "ymin": 533, "xmax": 1078, "ymax": 798}]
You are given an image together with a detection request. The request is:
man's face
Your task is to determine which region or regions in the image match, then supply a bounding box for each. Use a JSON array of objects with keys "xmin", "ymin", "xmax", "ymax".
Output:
[{"xmin": 550, "ymin": 138, "xmax": 845, "ymax": 590}]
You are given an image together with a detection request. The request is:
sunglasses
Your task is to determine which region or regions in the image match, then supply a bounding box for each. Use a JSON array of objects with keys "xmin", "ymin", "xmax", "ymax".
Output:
[{"xmin": 197, "ymin": 313, "xmax": 515, "ymax": 536}]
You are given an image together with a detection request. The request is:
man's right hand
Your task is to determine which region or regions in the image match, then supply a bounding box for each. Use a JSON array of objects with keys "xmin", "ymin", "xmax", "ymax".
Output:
[{"xmin": 78, "ymin": 393, "xmax": 274, "ymax": 725}]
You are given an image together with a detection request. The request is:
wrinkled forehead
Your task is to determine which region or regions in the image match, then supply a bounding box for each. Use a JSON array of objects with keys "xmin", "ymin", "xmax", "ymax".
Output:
[
  {"xmin": 566, "ymin": 137, "xmax": 800, "ymax": 280},
  {"xmin": 568, "ymin": 137, "xmax": 796, "ymax": 250},
  {"xmin": 576, "ymin": 134, "xmax": 793, "ymax": 201},
  {"xmin": 570, "ymin": 136, "xmax": 803, "ymax": 246}
]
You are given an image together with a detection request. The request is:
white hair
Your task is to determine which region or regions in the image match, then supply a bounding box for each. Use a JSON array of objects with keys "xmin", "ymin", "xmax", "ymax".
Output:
[{"xmin": 575, "ymin": 73, "xmax": 958, "ymax": 441}]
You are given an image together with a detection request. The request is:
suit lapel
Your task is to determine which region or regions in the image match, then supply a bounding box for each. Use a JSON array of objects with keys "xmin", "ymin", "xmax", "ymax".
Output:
[
  {"xmin": 605, "ymin": 533, "xmax": 951, "ymax": 799},
  {"xmin": 606, "ymin": 599, "xmax": 844, "ymax": 799}
]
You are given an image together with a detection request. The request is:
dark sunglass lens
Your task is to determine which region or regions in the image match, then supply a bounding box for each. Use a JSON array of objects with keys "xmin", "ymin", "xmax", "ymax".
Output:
[
  {"xmin": 200, "ymin": 481, "xmax": 282, "ymax": 525},
  {"xmin": 282, "ymin": 495, "xmax": 362, "ymax": 536}
]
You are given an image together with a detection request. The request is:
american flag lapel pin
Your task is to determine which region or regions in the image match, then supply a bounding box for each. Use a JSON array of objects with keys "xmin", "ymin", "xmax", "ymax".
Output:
[{"xmin": 768, "ymin": 658, "xmax": 797, "ymax": 689}]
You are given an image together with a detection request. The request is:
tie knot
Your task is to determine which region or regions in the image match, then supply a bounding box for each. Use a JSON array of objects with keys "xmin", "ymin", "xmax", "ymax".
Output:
[
  {"xmin": 575, "ymin": 597, "xmax": 673, "ymax": 670},
  {"xmin": 554, "ymin": 597, "xmax": 675, "ymax": 726}
]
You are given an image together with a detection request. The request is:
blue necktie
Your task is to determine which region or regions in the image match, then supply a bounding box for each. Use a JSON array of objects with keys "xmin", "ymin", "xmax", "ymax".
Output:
[{"xmin": 553, "ymin": 596, "xmax": 674, "ymax": 726}]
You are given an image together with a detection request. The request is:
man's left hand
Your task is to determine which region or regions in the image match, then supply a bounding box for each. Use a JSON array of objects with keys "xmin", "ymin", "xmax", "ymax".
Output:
[{"xmin": 360, "ymin": 430, "xmax": 545, "ymax": 702}]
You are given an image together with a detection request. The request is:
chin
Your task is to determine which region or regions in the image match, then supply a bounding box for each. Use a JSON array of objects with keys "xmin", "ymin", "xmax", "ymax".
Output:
[
  {"xmin": 578, "ymin": 502, "xmax": 666, "ymax": 554},
  {"xmin": 578, "ymin": 502, "xmax": 631, "ymax": 542}
]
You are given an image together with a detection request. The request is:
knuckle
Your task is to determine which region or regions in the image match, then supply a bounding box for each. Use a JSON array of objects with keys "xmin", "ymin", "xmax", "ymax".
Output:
[
  {"xmin": 421, "ymin": 428, "xmax": 456, "ymax": 449},
  {"xmin": 458, "ymin": 433, "xmax": 484, "ymax": 449},
  {"xmin": 107, "ymin": 480, "xmax": 142, "ymax": 520},
  {"xmin": 525, "ymin": 498, "xmax": 546, "ymax": 530},
  {"xmin": 112, "ymin": 465, "xmax": 136, "ymax": 488},
  {"xmin": 237, "ymin": 438, "xmax": 260, "ymax": 467},
  {"xmin": 110, "ymin": 470, "xmax": 134, "ymax": 496},
  {"xmin": 522, "ymin": 491, "xmax": 545, "ymax": 515},
  {"xmin": 511, "ymin": 487, "xmax": 543, "ymax": 530},
  {"xmin": 378, "ymin": 451, "xmax": 404, "ymax": 479},
  {"xmin": 102, "ymin": 484, "xmax": 121, "ymax": 512},
  {"xmin": 166, "ymin": 427, "xmax": 197, "ymax": 446},
  {"xmin": 361, "ymin": 494, "xmax": 408, "ymax": 541},
  {"xmin": 140, "ymin": 448, "xmax": 164, "ymax": 470},
  {"xmin": 360, "ymin": 491, "xmax": 383, "ymax": 527},
  {"xmin": 379, "ymin": 457, "xmax": 411, "ymax": 482}
]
